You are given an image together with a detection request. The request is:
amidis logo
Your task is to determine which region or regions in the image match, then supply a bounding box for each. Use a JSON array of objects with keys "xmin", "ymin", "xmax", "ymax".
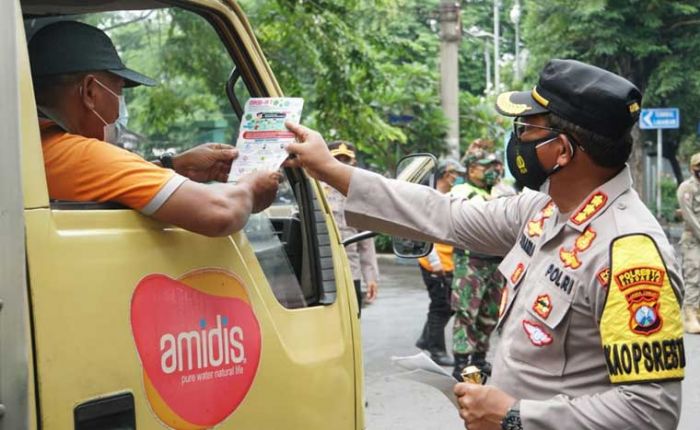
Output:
[{"xmin": 131, "ymin": 270, "xmax": 261, "ymax": 429}]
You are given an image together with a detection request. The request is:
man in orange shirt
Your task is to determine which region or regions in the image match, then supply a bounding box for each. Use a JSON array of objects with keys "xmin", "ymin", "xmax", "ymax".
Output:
[
  {"xmin": 414, "ymin": 159, "xmax": 464, "ymax": 366},
  {"xmin": 29, "ymin": 21, "xmax": 279, "ymax": 236}
]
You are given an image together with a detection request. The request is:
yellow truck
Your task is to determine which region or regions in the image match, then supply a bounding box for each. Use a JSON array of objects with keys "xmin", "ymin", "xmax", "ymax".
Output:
[{"xmin": 1, "ymin": 1, "xmax": 370, "ymax": 428}]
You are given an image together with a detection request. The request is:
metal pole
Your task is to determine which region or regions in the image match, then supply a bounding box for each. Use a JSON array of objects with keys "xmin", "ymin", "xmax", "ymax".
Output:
[
  {"xmin": 656, "ymin": 128, "xmax": 663, "ymax": 218},
  {"xmin": 483, "ymin": 40, "xmax": 492, "ymax": 92},
  {"xmin": 439, "ymin": 1, "xmax": 462, "ymax": 159},
  {"xmin": 493, "ymin": 0, "xmax": 500, "ymax": 92},
  {"xmin": 513, "ymin": 0, "xmax": 521, "ymax": 82}
]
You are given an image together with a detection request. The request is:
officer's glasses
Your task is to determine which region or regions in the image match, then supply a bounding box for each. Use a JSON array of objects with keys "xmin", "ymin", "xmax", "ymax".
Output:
[{"xmin": 513, "ymin": 119, "xmax": 564, "ymax": 139}]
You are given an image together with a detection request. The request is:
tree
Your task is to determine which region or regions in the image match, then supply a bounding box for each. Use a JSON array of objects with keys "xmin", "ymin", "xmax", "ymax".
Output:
[{"xmin": 522, "ymin": 0, "xmax": 700, "ymax": 197}]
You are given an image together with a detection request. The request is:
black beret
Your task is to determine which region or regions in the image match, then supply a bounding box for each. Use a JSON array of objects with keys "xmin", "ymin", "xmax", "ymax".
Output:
[{"xmin": 495, "ymin": 59, "xmax": 642, "ymax": 138}]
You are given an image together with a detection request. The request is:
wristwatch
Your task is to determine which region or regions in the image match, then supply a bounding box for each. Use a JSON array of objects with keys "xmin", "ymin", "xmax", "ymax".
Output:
[
  {"xmin": 159, "ymin": 151, "xmax": 175, "ymax": 169},
  {"xmin": 501, "ymin": 400, "xmax": 522, "ymax": 430}
]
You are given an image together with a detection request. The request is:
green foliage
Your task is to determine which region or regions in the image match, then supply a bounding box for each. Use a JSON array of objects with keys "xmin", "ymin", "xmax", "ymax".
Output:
[
  {"xmin": 239, "ymin": 0, "xmax": 449, "ymax": 173},
  {"xmin": 522, "ymin": 0, "xmax": 700, "ymax": 150},
  {"xmin": 649, "ymin": 177, "xmax": 681, "ymax": 223},
  {"xmin": 374, "ymin": 233, "xmax": 394, "ymax": 253}
]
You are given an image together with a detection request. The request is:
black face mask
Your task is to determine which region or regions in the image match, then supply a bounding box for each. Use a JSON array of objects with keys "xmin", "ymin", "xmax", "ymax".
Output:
[{"xmin": 506, "ymin": 132, "xmax": 561, "ymax": 191}]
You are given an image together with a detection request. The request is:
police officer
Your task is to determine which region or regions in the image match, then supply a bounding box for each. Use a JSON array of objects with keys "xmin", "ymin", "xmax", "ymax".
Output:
[
  {"xmin": 284, "ymin": 59, "xmax": 684, "ymax": 430},
  {"xmin": 415, "ymin": 159, "xmax": 464, "ymax": 366},
  {"xmin": 323, "ymin": 141, "xmax": 379, "ymax": 317},
  {"xmin": 677, "ymin": 152, "xmax": 700, "ymax": 333},
  {"xmin": 450, "ymin": 151, "xmax": 504, "ymax": 380}
]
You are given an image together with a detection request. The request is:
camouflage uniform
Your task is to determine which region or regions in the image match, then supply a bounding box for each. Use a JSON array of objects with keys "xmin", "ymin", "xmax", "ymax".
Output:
[
  {"xmin": 451, "ymin": 253, "xmax": 504, "ymax": 354},
  {"xmin": 449, "ymin": 181, "xmax": 505, "ymax": 375}
]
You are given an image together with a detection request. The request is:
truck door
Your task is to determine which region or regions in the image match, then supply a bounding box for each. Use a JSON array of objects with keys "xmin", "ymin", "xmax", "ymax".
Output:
[{"xmin": 20, "ymin": 2, "xmax": 362, "ymax": 429}]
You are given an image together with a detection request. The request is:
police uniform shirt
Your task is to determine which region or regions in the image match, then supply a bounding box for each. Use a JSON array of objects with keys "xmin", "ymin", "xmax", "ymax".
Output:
[{"xmin": 343, "ymin": 166, "xmax": 683, "ymax": 429}]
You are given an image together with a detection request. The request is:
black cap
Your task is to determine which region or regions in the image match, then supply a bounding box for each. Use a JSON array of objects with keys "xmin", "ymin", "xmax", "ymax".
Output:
[
  {"xmin": 29, "ymin": 21, "xmax": 155, "ymax": 88},
  {"xmin": 495, "ymin": 59, "xmax": 642, "ymax": 138}
]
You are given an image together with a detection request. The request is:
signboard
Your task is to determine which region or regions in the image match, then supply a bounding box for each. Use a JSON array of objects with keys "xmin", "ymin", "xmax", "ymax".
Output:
[{"xmin": 640, "ymin": 108, "xmax": 680, "ymax": 130}]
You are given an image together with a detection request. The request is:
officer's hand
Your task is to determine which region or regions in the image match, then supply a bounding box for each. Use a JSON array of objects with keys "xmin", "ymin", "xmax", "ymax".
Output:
[
  {"xmin": 173, "ymin": 143, "xmax": 237, "ymax": 183},
  {"xmin": 454, "ymin": 383, "xmax": 516, "ymax": 430},
  {"xmin": 237, "ymin": 170, "xmax": 282, "ymax": 213},
  {"xmin": 365, "ymin": 281, "xmax": 378, "ymax": 303},
  {"xmin": 284, "ymin": 122, "xmax": 343, "ymax": 181}
]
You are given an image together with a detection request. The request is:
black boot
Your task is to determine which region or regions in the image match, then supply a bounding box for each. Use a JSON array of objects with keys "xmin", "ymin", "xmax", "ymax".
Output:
[
  {"xmin": 427, "ymin": 316, "xmax": 454, "ymax": 366},
  {"xmin": 452, "ymin": 353, "xmax": 471, "ymax": 381},
  {"xmin": 415, "ymin": 321, "xmax": 429, "ymax": 350}
]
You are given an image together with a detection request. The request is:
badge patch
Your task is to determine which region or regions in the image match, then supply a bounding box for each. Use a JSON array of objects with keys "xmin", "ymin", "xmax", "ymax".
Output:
[
  {"xmin": 533, "ymin": 294, "xmax": 552, "ymax": 319},
  {"xmin": 571, "ymin": 192, "xmax": 608, "ymax": 225},
  {"xmin": 522, "ymin": 320, "xmax": 553, "ymax": 346},
  {"xmin": 499, "ymin": 288, "xmax": 509, "ymax": 318},
  {"xmin": 511, "ymin": 263, "xmax": 525, "ymax": 285},
  {"xmin": 614, "ymin": 266, "xmax": 666, "ymax": 335},
  {"xmin": 597, "ymin": 268, "xmax": 610, "ymax": 288}
]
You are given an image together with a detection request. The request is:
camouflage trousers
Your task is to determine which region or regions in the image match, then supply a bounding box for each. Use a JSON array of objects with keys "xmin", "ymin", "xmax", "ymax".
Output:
[{"xmin": 451, "ymin": 253, "xmax": 505, "ymax": 355}]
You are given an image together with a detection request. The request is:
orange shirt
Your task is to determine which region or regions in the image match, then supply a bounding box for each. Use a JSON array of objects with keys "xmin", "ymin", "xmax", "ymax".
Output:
[
  {"xmin": 40, "ymin": 120, "xmax": 185, "ymax": 214},
  {"xmin": 418, "ymin": 243, "xmax": 455, "ymax": 273}
]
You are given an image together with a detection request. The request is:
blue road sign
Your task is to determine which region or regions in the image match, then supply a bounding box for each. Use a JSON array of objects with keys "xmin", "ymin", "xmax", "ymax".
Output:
[{"xmin": 640, "ymin": 108, "xmax": 680, "ymax": 130}]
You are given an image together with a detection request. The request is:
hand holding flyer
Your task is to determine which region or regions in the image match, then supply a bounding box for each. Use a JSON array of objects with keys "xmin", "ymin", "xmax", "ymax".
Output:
[{"xmin": 228, "ymin": 97, "xmax": 303, "ymax": 182}]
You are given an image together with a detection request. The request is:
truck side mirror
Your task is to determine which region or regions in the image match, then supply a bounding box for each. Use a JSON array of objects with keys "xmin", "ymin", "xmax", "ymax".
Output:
[{"xmin": 391, "ymin": 154, "xmax": 437, "ymax": 258}]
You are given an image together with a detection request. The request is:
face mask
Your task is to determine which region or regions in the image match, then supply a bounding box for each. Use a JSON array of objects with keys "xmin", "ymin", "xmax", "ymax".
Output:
[
  {"xmin": 453, "ymin": 176, "xmax": 465, "ymax": 185},
  {"xmin": 483, "ymin": 169, "xmax": 500, "ymax": 187},
  {"xmin": 506, "ymin": 132, "xmax": 562, "ymax": 191},
  {"xmin": 89, "ymin": 79, "xmax": 129, "ymax": 145}
]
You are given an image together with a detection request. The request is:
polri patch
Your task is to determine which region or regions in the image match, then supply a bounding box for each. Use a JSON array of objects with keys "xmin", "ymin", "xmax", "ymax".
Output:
[
  {"xmin": 597, "ymin": 267, "xmax": 610, "ymax": 289},
  {"xmin": 522, "ymin": 320, "xmax": 553, "ymax": 347}
]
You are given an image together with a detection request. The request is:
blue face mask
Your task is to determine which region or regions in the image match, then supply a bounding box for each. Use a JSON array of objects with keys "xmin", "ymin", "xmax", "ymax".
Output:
[
  {"xmin": 453, "ymin": 176, "xmax": 465, "ymax": 185},
  {"xmin": 91, "ymin": 78, "xmax": 129, "ymax": 145}
]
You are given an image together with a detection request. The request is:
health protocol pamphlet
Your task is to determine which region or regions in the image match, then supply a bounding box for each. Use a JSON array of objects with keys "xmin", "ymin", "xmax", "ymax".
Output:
[{"xmin": 227, "ymin": 97, "xmax": 303, "ymax": 181}]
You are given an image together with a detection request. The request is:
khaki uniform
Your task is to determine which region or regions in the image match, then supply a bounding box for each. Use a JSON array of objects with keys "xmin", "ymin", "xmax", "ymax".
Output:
[
  {"xmin": 344, "ymin": 166, "xmax": 683, "ymax": 429},
  {"xmin": 677, "ymin": 175, "xmax": 700, "ymax": 307},
  {"xmin": 323, "ymin": 184, "xmax": 379, "ymax": 286}
]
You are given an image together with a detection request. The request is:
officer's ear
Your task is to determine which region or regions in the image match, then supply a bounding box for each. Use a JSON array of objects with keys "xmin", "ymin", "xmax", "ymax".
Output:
[
  {"xmin": 556, "ymin": 134, "xmax": 575, "ymax": 167},
  {"xmin": 78, "ymin": 74, "xmax": 99, "ymax": 110}
]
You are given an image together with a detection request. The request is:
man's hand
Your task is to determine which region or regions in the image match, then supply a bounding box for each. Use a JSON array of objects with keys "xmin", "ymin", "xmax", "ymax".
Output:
[
  {"xmin": 284, "ymin": 121, "xmax": 354, "ymax": 195},
  {"xmin": 237, "ymin": 171, "xmax": 282, "ymax": 213},
  {"xmin": 365, "ymin": 281, "xmax": 378, "ymax": 303},
  {"xmin": 454, "ymin": 383, "xmax": 516, "ymax": 430},
  {"xmin": 172, "ymin": 143, "xmax": 237, "ymax": 183}
]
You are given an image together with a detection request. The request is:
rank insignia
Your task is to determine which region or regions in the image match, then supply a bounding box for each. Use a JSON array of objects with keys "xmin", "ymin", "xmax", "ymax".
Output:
[
  {"xmin": 526, "ymin": 200, "xmax": 555, "ymax": 238},
  {"xmin": 559, "ymin": 247, "xmax": 582, "ymax": 269},
  {"xmin": 597, "ymin": 268, "xmax": 610, "ymax": 288},
  {"xmin": 511, "ymin": 263, "xmax": 525, "ymax": 285},
  {"xmin": 522, "ymin": 320, "xmax": 553, "ymax": 346},
  {"xmin": 533, "ymin": 294, "xmax": 552, "ymax": 319},
  {"xmin": 499, "ymin": 288, "xmax": 508, "ymax": 318},
  {"xmin": 559, "ymin": 226, "xmax": 596, "ymax": 270},
  {"xmin": 614, "ymin": 266, "xmax": 666, "ymax": 335},
  {"xmin": 571, "ymin": 192, "xmax": 608, "ymax": 225}
]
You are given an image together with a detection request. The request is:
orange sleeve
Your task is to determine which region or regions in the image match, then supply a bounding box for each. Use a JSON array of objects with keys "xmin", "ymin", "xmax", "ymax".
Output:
[{"xmin": 42, "ymin": 128, "xmax": 180, "ymax": 211}]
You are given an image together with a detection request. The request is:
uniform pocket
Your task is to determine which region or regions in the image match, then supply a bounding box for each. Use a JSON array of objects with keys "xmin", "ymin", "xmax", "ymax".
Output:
[{"xmin": 508, "ymin": 276, "xmax": 576, "ymax": 376}]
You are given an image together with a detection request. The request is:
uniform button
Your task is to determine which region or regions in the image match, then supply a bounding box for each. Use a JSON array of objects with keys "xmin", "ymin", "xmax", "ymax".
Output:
[{"xmin": 617, "ymin": 203, "xmax": 627, "ymax": 210}]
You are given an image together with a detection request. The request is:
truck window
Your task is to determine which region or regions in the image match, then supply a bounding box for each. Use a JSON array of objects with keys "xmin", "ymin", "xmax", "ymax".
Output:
[{"xmin": 25, "ymin": 6, "xmax": 336, "ymax": 309}]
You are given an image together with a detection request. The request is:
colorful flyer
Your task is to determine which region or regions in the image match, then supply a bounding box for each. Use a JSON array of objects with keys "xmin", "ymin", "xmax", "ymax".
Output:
[{"xmin": 227, "ymin": 97, "xmax": 304, "ymax": 181}]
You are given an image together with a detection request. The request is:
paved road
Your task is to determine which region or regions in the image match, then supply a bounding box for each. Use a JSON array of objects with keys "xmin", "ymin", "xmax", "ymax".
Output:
[{"xmin": 361, "ymin": 255, "xmax": 700, "ymax": 430}]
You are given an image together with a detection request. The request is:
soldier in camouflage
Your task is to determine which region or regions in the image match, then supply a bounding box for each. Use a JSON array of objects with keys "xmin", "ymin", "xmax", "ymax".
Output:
[{"xmin": 449, "ymin": 150, "xmax": 505, "ymax": 380}]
